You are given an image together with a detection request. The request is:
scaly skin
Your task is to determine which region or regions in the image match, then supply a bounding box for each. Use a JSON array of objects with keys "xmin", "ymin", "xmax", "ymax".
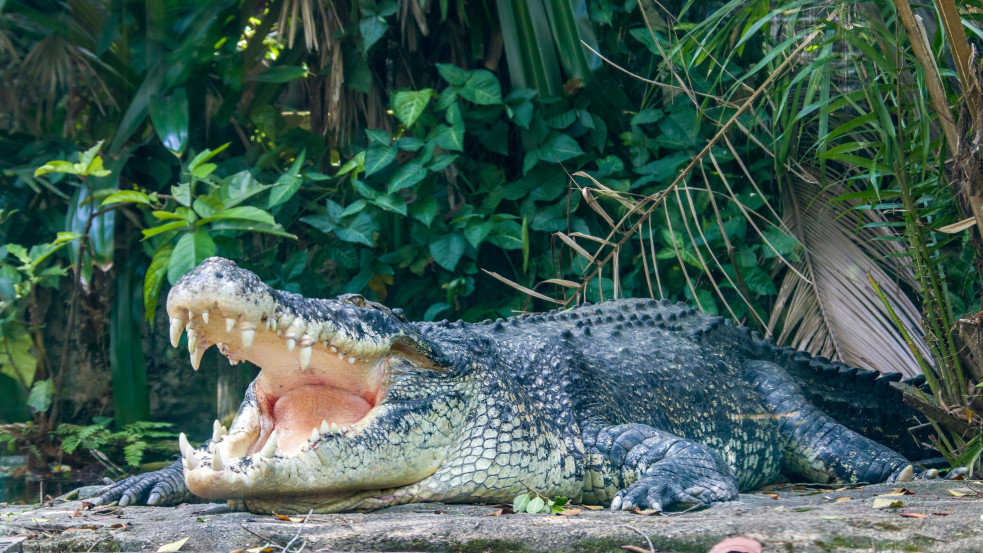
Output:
[{"xmin": 93, "ymin": 257, "xmax": 945, "ymax": 514}]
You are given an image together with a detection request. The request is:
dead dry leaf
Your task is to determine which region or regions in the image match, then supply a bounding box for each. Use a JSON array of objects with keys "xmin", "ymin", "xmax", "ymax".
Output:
[
  {"xmin": 767, "ymin": 493, "xmax": 780, "ymax": 500},
  {"xmin": 271, "ymin": 511, "xmax": 308, "ymax": 522},
  {"xmin": 900, "ymin": 513, "xmax": 930, "ymax": 518},
  {"xmin": 581, "ymin": 505, "xmax": 604, "ymax": 510},
  {"xmin": 620, "ymin": 546, "xmax": 651, "ymax": 553},
  {"xmin": 946, "ymin": 487, "xmax": 978, "ymax": 497},
  {"xmin": 881, "ymin": 488, "xmax": 915, "ymax": 496},
  {"xmin": 559, "ymin": 508, "xmax": 582, "ymax": 516},
  {"xmin": 872, "ymin": 498, "xmax": 903, "ymax": 509},
  {"xmin": 632, "ymin": 507, "xmax": 661, "ymax": 516},
  {"xmin": 835, "ymin": 497, "xmax": 851, "ymax": 502},
  {"xmin": 708, "ymin": 536, "xmax": 763, "ymax": 553},
  {"xmin": 157, "ymin": 537, "xmax": 189, "ymax": 552}
]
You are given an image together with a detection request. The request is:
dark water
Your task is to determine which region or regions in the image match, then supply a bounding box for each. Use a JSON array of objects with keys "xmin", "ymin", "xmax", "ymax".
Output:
[{"xmin": 0, "ymin": 457, "xmax": 103, "ymax": 504}]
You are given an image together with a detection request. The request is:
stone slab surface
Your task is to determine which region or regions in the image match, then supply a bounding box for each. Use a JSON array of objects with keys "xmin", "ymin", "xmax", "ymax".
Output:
[{"xmin": 1, "ymin": 480, "xmax": 982, "ymax": 552}]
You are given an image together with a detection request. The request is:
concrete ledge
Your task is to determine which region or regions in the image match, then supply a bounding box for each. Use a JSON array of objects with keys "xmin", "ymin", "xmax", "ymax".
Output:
[{"xmin": 2, "ymin": 480, "xmax": 982, "ymax": 552}]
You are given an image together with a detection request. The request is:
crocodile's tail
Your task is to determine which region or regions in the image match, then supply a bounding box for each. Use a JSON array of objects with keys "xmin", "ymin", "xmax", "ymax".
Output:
[{"xmin": 697, "ymin": 318, "xmax": 934, "ymax": 462}]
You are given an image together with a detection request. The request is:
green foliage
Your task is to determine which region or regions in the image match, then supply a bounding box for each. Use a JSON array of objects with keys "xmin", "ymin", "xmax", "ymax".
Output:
[
  {"xmin": 56, "ymin": 419, "xmax": 177, "ymax": 468},
  {"xmin": 513, "ymin": 491, "xmax": 569, "ymax": 514}
]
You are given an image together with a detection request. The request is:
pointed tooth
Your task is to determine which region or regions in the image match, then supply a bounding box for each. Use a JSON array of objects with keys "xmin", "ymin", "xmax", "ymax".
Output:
[
  {"xmin": 186, "ymin": 451, "xmax": 199, "ymax": 470},
  {"xmin": 212, "ymin": 419, "xmax": 227, "ymax": 443},
  {"xmin": 261, "ymin": 430, "xmax": 278, "ymax": 458},
  {"xmin": 179, "ymin": 433, "xmax": 191, "ymax": 457},
  {"xmin": 201, "ymin": 310, "xmax": 209, "ymax": 324},
  {"xmin": 170, "ymin": 318, "xmax": 184, "ymax": 348},
  {"xmin": 338, "ymin": 351, "xmax": 345, "ymax": 360},
  {"xmin": 285, "ymin": 338, "xmax": 296, "ymax": 352},
  {"xmin": 190, "ymin": 347, "xmax": 205, "ymax": 370},
  {"xmin": 348, "ymin": 356, "xmax": 356, "ymax": 364},
  {"xmin": 330, "ymin": 422, "xmax": 340, "ymax": 435},
  {"xmin": 271, "ymin": 319, "xmax": 277, "ymax": 332},
  {"xmin": 299, "ymin": 346, "xmax": 312, "ymax": 370},
  {"xmin": 241, "ymin": 329, "xmax": 255, "ymax": 350},
  {"xmin": 188, "ymin": 310, "xmax": 195, "ymax": 321},
  {"xmin": 309, "ymin": 428, "xmax": 320, "ymax": 443},
  {"xmin": 320, "ymin": 420, "xmax": 330, "ymax": 434},
  {"xmin": 211, "ymin": 448, "xmax": 223, "ymax": 471},
  {"xmin": 225, "ymin": 318, "xmax": 236, "ymax": 332},
  {"xmin": 329, "ymin": 345, "xmax": 338, "ymax": 353},
  {"xmin": 187, "ymin": 330, "xmax": 198, "ymax": 354}
]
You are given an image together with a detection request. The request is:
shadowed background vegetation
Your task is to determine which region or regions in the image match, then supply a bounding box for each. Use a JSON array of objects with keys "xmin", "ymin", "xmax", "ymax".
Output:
[{"xmin": 1, "ymin": 0, "xmax": 982, "ymax": 485}]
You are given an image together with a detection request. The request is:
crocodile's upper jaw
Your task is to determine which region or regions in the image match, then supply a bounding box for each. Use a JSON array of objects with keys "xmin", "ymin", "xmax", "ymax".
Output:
[{"xmin": 166, "ymin": 257, "xmax": 457, "ymax": 510}]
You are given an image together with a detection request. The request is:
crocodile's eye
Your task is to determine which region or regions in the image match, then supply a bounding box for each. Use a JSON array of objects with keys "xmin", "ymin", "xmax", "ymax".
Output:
[{"xmin": 339, "ymin": 293, "xmax": 367, "ymax": 307}]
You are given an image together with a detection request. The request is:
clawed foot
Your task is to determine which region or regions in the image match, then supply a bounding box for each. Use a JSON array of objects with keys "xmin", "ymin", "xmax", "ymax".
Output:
[
  {"xmin": 91, "ymin": 461, "xmax": 190, "ymax": 507},
  {"xmin": 889, "ymin": 464, "xmax": 969, "ymax": 483},
  {"xmin": 610, "ymin": 471, "xmax": 737, "ymax": 512}
]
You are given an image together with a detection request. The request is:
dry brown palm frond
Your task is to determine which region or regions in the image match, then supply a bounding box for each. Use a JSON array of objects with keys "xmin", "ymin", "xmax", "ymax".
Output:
[{"xmin": 769, "ymin": 173, "xmax": 927, "ymax": 376}]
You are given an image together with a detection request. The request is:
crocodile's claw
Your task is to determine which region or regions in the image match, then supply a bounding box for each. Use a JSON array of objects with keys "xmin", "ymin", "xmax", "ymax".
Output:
[
  {"xmin": 888, "ymin": 464, "xmax": 969, "ymax": 483},
  {"xmin": 92, "ymin": 461, "xmax": 191, "ymax": 507}
]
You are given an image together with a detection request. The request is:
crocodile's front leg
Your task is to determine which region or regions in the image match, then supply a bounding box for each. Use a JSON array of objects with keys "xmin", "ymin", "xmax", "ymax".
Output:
[
  {"xmin": 92, "ymin": 460, "xmax": 192, "ymax": 507},
  {"xmin": 587, "ymin": 423, "xmax": 739, "ymax": 512}
]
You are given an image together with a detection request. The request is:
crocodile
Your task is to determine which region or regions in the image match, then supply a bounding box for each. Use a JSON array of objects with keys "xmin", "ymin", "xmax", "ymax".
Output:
[{"xmin": 94, "ymin": 256, "xmax": 949, "ymax": 514}]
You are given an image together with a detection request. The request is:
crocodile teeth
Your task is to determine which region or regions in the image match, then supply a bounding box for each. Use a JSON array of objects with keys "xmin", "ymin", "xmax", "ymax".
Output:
[
  {"xmin": 241, "ymin": 329, "xmax": 255, "ymax": 350},
  {"xmin": 187, "ymin": 329, "xmax": 198, "ymax": 354},
  {"xmin": 329, "ymin": 345, "xmax": 338, "ymax": 353},
  {"xmin": 309, "ymin": 428, "xmax": 320, "ymax": 443},
  {"xmin": 270, "ymin": 318, "xmax": 277, "ymax": 332},
  {"xmin": 178, "ymin": 433, "xmax": 191, "ymax": 457},
  {"xmin": 348, "ymin": 356, "xmax": 356, "ymax": 364},
  {"xmin": 201, "ymin": 310, "xmax": 209, "ymax": 324},
  {"xmin": 330, "ymin": 422, "xmax": 340, "ymax": 435},
  {"xmin": 212, "ymin": 419, "xmax": 227, "ymax": 443},
  {"xmin": 185, "ymin": 450, "xmax": 199, "ymax": 470},
  {"xmin": 285, "ymin": 338, "xmax": 296, "ymax": 352},
  {"xmin": 169, "ymin": 318, "xmax": 184, "ymax": 348},
  {"xmin": 299, "ymin": 346, "xmax": 312, "ymax": 370},
  {"xmin": 338, "ymin": 351, "xmax": 345, "ymax": 360},
  {"xmin": 225, "ymin": 317, "xmax": 236, "ymax": 332},
  {"xmin": 211, "ymin": 448, "xmax": 223, "ymax": 471},
  {"xmin": 320, "ymin": 420, "xmax": 330, "ymax": 434},
  {"xmin": 190, "ymin": 347, "xmax": 205, "ymax": 371},
  {"xmin": 261, "ymin": 430, "xmax": 278, "ymax": 458}
]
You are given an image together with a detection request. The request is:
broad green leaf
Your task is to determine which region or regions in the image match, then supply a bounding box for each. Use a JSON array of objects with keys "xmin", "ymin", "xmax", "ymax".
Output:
[
  {"xmin": 539, "ymin": 133, "xmax": 584, "ymax": 163},
  {"xmin": 219, "ymin": 171, "xmax": 272, "ymax": 208},
  {"xmin": 392, "ymin": 89, "xmax": 434, "ymax": 128},
  {"xmin": 198, "ymin": 206, "xmax": 276, "ymax": 226},
  {"xmin": 388, "ymin": 160, "xmax": 427, "ymax": 193},
  {"xmin": 370, "ymin": 194, "xmax": 407, "ymax": 215},
  {"xmin": 429, "ymin": 232, "xmax": 466, "ymax": 271},
  {"xmin": 26, "ymin": 379, "xmax": 53, "ymax": 413},
  {"xmin": 187, "ymin": 143, "xmax": 230, "ymax": 172},
  {"xmin": 436, "ymin": 123, "xmax": 464, "ymax": 151},
  {"xmin": 335, "ymin": 213, "xmax": 375, "ymax": 246},
  {"xmin": 101, "ymin": 190, "xmax": 152, "ymax": 207},
  {"xmin": 526, "ymin": 496, "xmax": 545, "ymax": 514},
  {"xmin": 142, "ymin": 221, "xmax": 188, "ymax": 239},
  {"xmin": 149, "ymin": 88, "xmax": 189, "ymax": 156},
  {"xmin": 631, "ymin": 108, "xmax": 664, "ymax": 125},
  {"xmin": 144, "ymin": 245, "xmax": 174, "ymax": 324},
  {"xmin": 741, "ymin": 266, "xmax": 777, "ymax": 295},
  {"xmin": 464, "ymin": 221, "xmax": 493, "ymax": 248},
  {"xmin": 364, "ymin": 143, "xmax": 397, "ymax": 176},
  {"xmin": 250, "ymin": 65, "xmax": 307, "ymax": 83},
  {"xmin": 337, "ymin": 151, "xmax": 366, "ymax": 177},
  {"xmin": 269, "ymin": 151, "xmax": 306, "ymax": 208},
  {"xmin": 436, "ymin": 63, "xmax": 468, "ymax": 86},
  {"xmin": 460, "ymin": 69, "xmax": 502, "ymax": 105},
  {"xmin": 0, "ymin": 326, "xmax": 38, "ymax": 387},
  {"xmin": 513, "ymin": 493, "xmax": 531, "ymax": 513},
  {"xmin": 167, "ymin": 230, "xmax": 216, "ymax": 284},
  {"xmin": 34, "ymin": 160, "xmax": 79, "ymax": 177},
  {"xmin": 410, "ymin": 195, "xmax": 437, "ymax": 226},
  {"xmin": 359, "ymin": 16, "xmax": 388, "ymax": 52},
  {"xmin": 171, "ymin": 183, "xmax": 192, "ymax": 207}
]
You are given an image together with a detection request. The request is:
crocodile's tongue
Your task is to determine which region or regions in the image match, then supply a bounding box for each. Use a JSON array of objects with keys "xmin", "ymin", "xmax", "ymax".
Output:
[{"xmin": 256, "ymin": 382, "xmax": 375, "ymax": 454}]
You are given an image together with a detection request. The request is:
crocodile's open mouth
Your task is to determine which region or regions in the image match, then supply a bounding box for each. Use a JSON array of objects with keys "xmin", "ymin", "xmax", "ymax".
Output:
[{"xmin": 163, "ymin": 258, "xmax": 449, "ymax": 507}]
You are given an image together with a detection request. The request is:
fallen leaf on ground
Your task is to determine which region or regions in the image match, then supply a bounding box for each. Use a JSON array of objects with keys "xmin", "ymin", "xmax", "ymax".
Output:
[
  {"xmin": 620, "ymin": 546, "xmax": 651, "ymax": 553},
  {"xmin": 109, "ymin": 523, "xmax": 127, "ymax": 529},
  {"xmin": 581, "ymin": 505, "xmax": 604, "ymax": 510},
  {"xmin": 835, "ymin": 497, "xmax": 851, "ymax": 503},
  {"xmin": 271, "ymin": 511, "xmax": 308, "ymax": 522},
  {"xmin": 932, "ymin": 512, "xmax": 951, "ymax": 516},
  {"xmin": 558, "ymin": 508, "xmax": 582, "ymax": 516},
  {"xmin": 946, "ymin": 487, "xmax": 978, "ymax": 497},
  {"xmin": 767, "ymin": 493, "xmax": 779, "ymax": 500},
  {"xmin": 632, "ymin": 508, "xmax": 661, "ymax": 516},
  {"xmin": 872, "ymin": 499, "xmax": 903, "ymax": 509},
  {"xmin": 707, "ymin": 536, "xmax": 762, "ymax": 553},
  {"xmin": 157, "ymin": 537, "xmax": 189, "ymax": 552},
  {"xmin": 880, "ymin": 488, "xmax": 914, "ymax": 496},
  {"xmin": 900, "ymin": 513, "xmax": 929, "ymax": 518}
]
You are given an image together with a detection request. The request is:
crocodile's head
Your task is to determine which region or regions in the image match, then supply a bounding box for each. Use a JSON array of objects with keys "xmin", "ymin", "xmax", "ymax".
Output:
[{"xmin": 167, "ymin": 257, "xmax": 468, "ymax": 512}]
